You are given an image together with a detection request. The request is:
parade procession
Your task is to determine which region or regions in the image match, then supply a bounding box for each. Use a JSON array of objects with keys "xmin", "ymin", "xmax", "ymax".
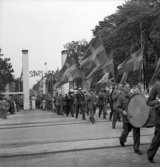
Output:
[{"xmin": 0, "ymin": 0, "xmax": 160, "ymax": 166}]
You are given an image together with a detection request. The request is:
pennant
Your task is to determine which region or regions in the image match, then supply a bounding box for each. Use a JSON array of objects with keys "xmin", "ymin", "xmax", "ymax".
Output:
[
  {"xmin": 80, "ymin": 34, "xmax": 108, "ymax": 76},
  {"xmin": 117, "ymin": 46, "xmax": 144, "ymax": 74},
  {"xmin": 86, "ymin": 51, "xmax": 114, "ymax": 79}
]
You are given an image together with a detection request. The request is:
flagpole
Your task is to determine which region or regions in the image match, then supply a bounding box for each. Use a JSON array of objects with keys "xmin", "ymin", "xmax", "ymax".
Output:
[
  {"xmin": 140, "ymin": 22, "xmax": 145, "ymax": 90},
  {"xmin": 149, "ymin": 58, "xmax": 160, "ymax": 86},
  {"xmin": 46, "ymin": 63, "xmax": 48, "ymax": 75},
  {"xmin": 98, "ymin": 33, "xmax": 116, "ymax": 85}
]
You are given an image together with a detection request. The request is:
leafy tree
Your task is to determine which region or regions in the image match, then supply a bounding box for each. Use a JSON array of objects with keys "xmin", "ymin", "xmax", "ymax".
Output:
[
  {"xmin": 91, "ymin": 0, "xmax": 160, "ymax": 88},
  {"xmin": 64, "ymin": 39, "xmax": 89, "ymax": 89},
  {"xmin": 0, "ymin": 54, "xmax": 14, "ymax": 92}
]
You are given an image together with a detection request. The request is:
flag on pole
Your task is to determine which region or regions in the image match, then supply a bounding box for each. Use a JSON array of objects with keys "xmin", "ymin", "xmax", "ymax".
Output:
[
  {"xmin": 149, "ymin": 58, "xmax": 160, "ymax": 85},
  {"xmin": 117, "ymin": 46, "xmax": 144, "ymax": 74},
  {"xmin": 86, "ymin": 51, "xmax": 114, "ymax": 79},
  {"xmin": 97, "ymin": 73, "xmax": 109, "ymax": 84},
  {"xmin": 120, "ymin": 72, "xmax": 128, "ymax": 86},
  {"xmin": 154, "ymin": 58, "xmax": 160, "ymax": 76},
  {"xmin": 44, "ymin": 62, "xmax": 47, "ymax": 65},
  {"xmin": 80, "ymin": 34, "xmax": 108, "ymax": 75},
  {"xmin": 56, "ymin": 54, "xmax": 75, "ymax": 81},
  {"xmin": 56, "ymin": 64, "xmax": 81, "ymax": 88}
]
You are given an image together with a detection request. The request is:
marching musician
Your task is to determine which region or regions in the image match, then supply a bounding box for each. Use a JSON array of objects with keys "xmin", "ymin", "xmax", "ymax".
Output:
[
  {"xmin": 146, "ymin": 75, "xmax": 160, "ymax": 163},
  {"xmin": 116, "ymin": 83, "xmax": 143, "ymax": 155}
]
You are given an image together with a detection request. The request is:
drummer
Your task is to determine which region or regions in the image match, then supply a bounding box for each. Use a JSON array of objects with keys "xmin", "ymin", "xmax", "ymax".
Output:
[
  {"xmin": 116, "ymin": 83, "xmax": 143, "ymax": 155},
  {"xmin": 147, "ymin": 75, "xmax": 160, "ymax": 163}
]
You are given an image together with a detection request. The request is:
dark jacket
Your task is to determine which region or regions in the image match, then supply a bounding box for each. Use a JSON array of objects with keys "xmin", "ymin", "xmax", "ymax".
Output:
[
  {"xmin": 116, "ymin": 92, "xmax": 131, "ymax": 123},
  {"xmin": 112, "ymin": 89, "xmax": 119, "ymax": 110},
  {"xmin": 75, "ymin": 92, "xmax": 85, "ymax": 105},
  {"xmin": 147, "ymin": 84, "xmax": 160, "ymax": 124}
]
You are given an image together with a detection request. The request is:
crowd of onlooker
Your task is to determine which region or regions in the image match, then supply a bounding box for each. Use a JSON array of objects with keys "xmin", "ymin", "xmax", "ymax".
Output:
[{"xmin": 0, "ymin": 95, "xmax": 22, "ymax": 119}]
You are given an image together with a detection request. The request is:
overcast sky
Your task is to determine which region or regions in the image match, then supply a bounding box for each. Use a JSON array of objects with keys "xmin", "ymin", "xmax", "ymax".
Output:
[{"xmin": 0, "ymin": 0, "xmax": 125, "ymax": 88}]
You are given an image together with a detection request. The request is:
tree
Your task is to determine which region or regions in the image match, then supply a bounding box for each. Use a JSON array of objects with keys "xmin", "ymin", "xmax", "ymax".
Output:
[
  {"xmin": 0, "ymin": 54, "xmax": 14, "ymax": 92},
  {"xmin": 64, "ymin": 39, "xmax": 89, "ymax": 89},
  {"xmin": 91, "ymin": 0, "xmax": 160, "ymax": 88}
]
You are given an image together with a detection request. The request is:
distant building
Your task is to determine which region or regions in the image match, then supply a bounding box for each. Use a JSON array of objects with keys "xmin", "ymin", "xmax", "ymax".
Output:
[{"xmin": 5, "ymin": 82, "xmax": 16, "ymax": 99}]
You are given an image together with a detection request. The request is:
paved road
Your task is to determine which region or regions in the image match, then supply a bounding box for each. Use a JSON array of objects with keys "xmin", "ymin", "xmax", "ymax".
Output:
[
  {"xmin": 0, "ymin": 111, "xmax": 154, "ymax": 145},
  {"xmin": 0, "ymin": 145, "xmax": 159, "ymax": 167},
  {"xmin": 0, "ymin": 109, "xmax": 157, "ymax": 164}
]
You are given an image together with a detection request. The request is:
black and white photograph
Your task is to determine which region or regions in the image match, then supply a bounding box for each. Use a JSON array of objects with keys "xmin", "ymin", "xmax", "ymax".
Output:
[{"xmin": 0, "ymin": 0, "xmax": 160, "ymax": 166}]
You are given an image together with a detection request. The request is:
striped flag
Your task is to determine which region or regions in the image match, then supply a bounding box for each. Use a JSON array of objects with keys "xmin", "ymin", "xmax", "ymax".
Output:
[
  {"xmin": 117, "ymin": 46, "xmax": 144, "ymax": 74},
  {"xmin": 56, "ymin": 64, "xmax": 81, "ymax": 88},
  {"xmin": 86, "ymin": 51, "xmax": 114, "ymax": 79},
  {"xmin": 149, "ymin": 58, "xmax": 160, "ymax": 85},
  {"xmin": 56, "ymin": 54, "xmax": 74, "ymax": 81},
  {"xmin": 154, "ymin": 58, "xmax": 160, "ymax": 76},
  {"xmin": 80, "ymin": 34, "xmax": 108, "ymax": 76}
]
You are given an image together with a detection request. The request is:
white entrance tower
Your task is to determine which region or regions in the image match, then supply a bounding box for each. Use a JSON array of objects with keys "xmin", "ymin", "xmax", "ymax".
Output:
[
  {"xmin": 61, "ymin": 50, "xmax": 69, "ymax": 95},
  {"xmin": 22, "ymin": 50, "xmax": 29, "ymax": 109}
]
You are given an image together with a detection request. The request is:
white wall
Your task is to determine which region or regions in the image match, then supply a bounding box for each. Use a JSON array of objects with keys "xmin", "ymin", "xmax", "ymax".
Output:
[
  {"xmin": 61, "ymin": 50, "xmax": 69, "ymax": 95},
  {"xmin": 22, "ymin": 50, "xmax": 29, "ymax": 110}
]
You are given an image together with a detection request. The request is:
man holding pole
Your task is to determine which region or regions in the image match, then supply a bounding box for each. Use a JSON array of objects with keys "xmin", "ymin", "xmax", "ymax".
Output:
[{"xmin": 147, "ymin": 75, "xmax": 160, "ymax": 163}]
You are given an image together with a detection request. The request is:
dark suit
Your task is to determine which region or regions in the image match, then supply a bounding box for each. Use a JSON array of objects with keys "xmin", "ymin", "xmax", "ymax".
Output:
[
  {"xmin": 116, "ymin": 91, "xmax": 140, "ymax": 152},
  {"xmin": 97, "ymin": 93, "xmax": 105, "ymax": 118},
  {"xmin": 112, "ymin": 89, "xmax": 120, "ymax": 128},
  {"xmin": 147, "ymin": 84, "xmax": 160, "ymax": 160},
  {"xmin": 75, "ymin": 92, "xmax": 85, "ymax": 119}
]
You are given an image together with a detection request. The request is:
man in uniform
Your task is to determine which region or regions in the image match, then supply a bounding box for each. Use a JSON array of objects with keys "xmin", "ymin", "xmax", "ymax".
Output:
[
  {"xmin": 102, "ymin": 90, "xmax": 110, "ymax": 119},
  {"xmin": 112, "ymin": 84, "xmax": 121, "ymax": 129},
  {"xmin": 116, "ymin": 83, "xmax": 142, "ymax": 155},
  {"xmin": 97, "ymin": 90, "xmax": 104, "ymax": 118},
  {"xmin": 75, "ymin": 88, "xmax": 85, "ymax": 120},
  {"xmin": 147, "ymin": 75, "xmax": 160, "ymax": 163},
  {"xmin": 86, "ymin": 89, "xmax": 96, "ymax": 124}
]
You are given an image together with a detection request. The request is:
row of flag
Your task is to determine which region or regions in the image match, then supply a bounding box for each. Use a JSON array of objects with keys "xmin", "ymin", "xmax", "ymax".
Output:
[{"xmin": 55, "ymin": 34, "xmax": 148, "ymax": 90}]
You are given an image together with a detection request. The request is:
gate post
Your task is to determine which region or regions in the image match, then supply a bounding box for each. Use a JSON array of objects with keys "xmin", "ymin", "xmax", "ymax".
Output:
[{"xmin": 22, "ymin": 50, "xmax": 29, "ymax": 110}]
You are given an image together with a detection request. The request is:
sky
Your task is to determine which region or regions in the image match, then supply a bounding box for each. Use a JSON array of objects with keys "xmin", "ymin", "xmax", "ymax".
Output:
[{"xmin": 0, "ymin": 0, "xmax": 126, "ymax": 88}]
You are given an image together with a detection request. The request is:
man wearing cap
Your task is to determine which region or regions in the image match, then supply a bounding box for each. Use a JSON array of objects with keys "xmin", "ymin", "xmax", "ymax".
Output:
[
  {"xmin": 2, "ymin": 97, "xmax": 9, "ymax": 119},
  {"xmin": 112, "ymin": 84, "xmax": 121, "ymax": 129},
  {"xmin": 116, "ymin": 83, "xmax": 142, "ymax": 155},
  {"xmin": 86, "ymin": 89, "xmax": 96, "ymax": 124},
  {"xmin": 83, "ymin": 90, "xmax": 89, "ymax": 115},
  {"xmin": 55, "ymin": 94, "xmax": 62, "ymax": 115},
  {"xmin": 75, "ymin": 88, "xmax": 85, "ymax": 120},
  {"xmin": 97, "ymin": 90, "xmax": 104, "ymax": 118},
  {"xmin": 146, "ymin": 75, "xmax": 160, "ymax": 163}
]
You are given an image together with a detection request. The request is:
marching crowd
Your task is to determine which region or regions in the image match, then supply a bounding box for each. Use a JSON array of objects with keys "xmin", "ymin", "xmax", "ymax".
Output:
[
  {"xmin": 1, "ymin": 79, "xmax": 160, "ymax": 163},
  {"xmin": 35, "ymin": 82, "xmax": 144, "ymax": 125}
]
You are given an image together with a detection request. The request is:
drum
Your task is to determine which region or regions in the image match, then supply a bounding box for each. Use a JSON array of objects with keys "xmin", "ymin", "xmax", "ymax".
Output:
[{"xmin": 127, "ymin": 93, "xmax": 154, "ymax": 128}]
